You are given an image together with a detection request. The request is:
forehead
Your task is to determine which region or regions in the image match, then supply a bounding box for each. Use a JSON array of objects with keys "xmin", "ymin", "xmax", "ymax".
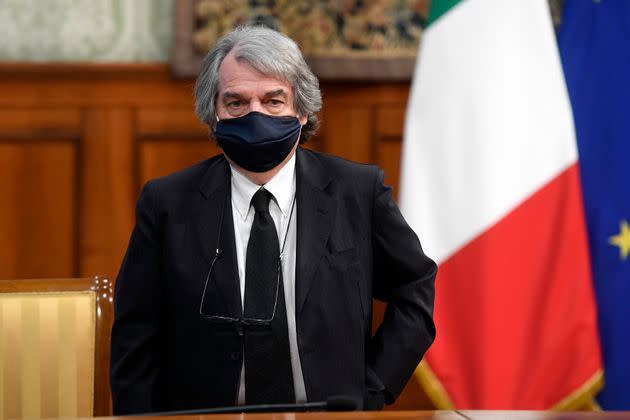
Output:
[{"xmin": 218, "ymin": 51, "xmax": 292, "ymax": 96}]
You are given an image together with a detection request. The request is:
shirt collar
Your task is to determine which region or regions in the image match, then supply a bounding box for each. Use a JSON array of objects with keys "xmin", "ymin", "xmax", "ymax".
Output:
[{"xmin": 229, "ymin": 153, "xmax": 296, "ymax": 221}]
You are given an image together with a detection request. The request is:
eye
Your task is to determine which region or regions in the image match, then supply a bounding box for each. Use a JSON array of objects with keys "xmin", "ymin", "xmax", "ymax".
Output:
[
  {"xmin": 227, "ymin": 100, "xmax": 242, "ymax": 108},
  {"xmin": 268, "ymin": 99, "xmax": 284, "ymax": 106}
]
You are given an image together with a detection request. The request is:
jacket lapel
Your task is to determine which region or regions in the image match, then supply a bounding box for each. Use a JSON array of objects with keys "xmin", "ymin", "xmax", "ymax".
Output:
[
  {"xmin": 295, "ymin": 148, "xmax": 333, "ymax": 315},
  {"xmin": 195, "ymin": 156, "xmax": 242, "ymax": 317}
]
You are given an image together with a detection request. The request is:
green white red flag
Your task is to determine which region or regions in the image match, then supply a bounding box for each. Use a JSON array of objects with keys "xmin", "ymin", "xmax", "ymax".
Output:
[{"xmin": 399, "ymin": 0, "xmax": 602, "ymax": 409}]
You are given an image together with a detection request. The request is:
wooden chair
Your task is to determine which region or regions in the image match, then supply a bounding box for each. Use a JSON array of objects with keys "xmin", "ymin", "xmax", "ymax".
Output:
[{"xmin": 0, "ymin": 276, "xmax": 113, "ymax": 418}]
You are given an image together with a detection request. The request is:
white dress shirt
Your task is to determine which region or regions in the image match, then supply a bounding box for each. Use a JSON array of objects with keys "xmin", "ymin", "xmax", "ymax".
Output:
[{"xmin": 229, "ymin": 154, "xmax": 307, "ymax": 404}]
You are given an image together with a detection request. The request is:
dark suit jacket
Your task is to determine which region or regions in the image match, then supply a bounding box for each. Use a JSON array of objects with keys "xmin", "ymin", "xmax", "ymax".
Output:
[{"xmin": 110, "ymin": 147, "xmax": 436, "ymax": 414}]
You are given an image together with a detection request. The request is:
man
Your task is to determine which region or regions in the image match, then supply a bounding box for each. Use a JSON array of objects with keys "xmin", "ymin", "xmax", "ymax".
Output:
[{"xmin": 110, "ymin": 26, "xmax": 436, "ymax": 415}]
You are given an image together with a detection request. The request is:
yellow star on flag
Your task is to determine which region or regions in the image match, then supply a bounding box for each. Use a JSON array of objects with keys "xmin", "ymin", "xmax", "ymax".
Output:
[{"xmin": 609, "ymin": 220, "xmax": 630, "ymax": 260}]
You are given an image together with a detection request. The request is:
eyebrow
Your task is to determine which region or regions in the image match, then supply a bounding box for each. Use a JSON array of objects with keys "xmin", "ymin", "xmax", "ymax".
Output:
[
  {"xmin": 262, "ymin": 89, "xmax": 288, "ymax": 100},
  {"xmin": 221, "ymin": 91, "xmax": 243, "ymax": 101},
  {"xmin": 221, "ymin": 89, "xmax": 288, "ymax": 102}
]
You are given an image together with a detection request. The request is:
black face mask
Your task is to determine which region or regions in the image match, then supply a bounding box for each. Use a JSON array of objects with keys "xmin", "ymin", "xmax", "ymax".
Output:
[{"xmin": 215, "ymin": 111, "xmax": 302, "ymax": 173}]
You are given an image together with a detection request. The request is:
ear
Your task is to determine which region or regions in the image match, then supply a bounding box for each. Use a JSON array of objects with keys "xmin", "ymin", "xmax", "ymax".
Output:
[{"xmin": 298, "ymin": 114, "xmax": 307, "ymax": 126}]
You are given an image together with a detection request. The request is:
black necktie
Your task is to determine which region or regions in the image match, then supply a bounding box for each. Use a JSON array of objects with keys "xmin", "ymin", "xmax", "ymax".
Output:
[{"xmin": 244, "ymin": 188, "xmax": 294, "ymax": 404}]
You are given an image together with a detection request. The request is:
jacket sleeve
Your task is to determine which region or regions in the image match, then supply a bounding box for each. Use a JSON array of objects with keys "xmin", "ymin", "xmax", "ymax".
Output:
[
  {"xmin": 110, "ymin": 181, "xmax": 163, "ymax": 415},
  {"xmin": 367, "ymin": 167, "xmax": 437, "ymax": 404}
]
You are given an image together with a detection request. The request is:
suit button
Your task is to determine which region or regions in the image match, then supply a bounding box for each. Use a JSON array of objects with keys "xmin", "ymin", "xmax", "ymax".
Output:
[{"xmin": 231, "ymin": 351, "xmax": 240, "ymax": 361}]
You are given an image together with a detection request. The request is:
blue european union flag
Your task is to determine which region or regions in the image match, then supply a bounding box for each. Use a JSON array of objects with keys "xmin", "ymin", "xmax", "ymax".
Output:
[{"xmin": 559, "ymin": 0, "xmax": 630, "ymax": 410}]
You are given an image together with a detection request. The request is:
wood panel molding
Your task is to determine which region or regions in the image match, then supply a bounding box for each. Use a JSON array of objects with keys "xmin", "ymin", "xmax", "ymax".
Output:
[{"xmin": 0, "ymin": 62, "xmax": 410, "ymax": 279}]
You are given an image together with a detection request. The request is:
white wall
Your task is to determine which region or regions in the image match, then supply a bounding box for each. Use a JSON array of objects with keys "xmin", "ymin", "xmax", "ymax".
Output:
[{"xmin": 0, "ymin": 0, "xmax": 172, "ymax": 61}]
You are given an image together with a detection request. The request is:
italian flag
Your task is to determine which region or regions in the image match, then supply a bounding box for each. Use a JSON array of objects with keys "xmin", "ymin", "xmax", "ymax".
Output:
[{"xmin": 399, "ymin": 0, "xmax": 603, "ymax": 409}]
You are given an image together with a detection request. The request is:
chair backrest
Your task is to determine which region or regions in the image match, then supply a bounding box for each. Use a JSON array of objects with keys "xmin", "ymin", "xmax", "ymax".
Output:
[{"xmin": 0, "ymin": 277, "xmax": 113, "ymax": 418}]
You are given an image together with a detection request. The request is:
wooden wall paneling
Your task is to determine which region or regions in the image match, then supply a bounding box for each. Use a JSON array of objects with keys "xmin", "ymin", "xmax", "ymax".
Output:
[
  {"xmin": 79, "ymin": 108, "xmax": 136, "ymax": 282},
  {"xmin": 136, "ymin": 108, "xmax": 208, "ymax": 136},
  {"xmin": 321, "ymin": 82, "xmax": 410, "ymax": 106},
  {"xmin": 136, "ymin": 108, "xmax": 219, "ymax": 184},
  {"xmin": 378, "ymin": 139, "xmax": 404, "ymax": 200},
  {"xmin": 319, "ymin": 82, "xmax": 409, "ymax": 169},
  {"xmin": 376, "ymin": 106, "xmax": 407, "ymax": 200},
  {"xmin": 0, "ymin": 65, "xmax": 196, "ymax": 109},
  {"xmin": 139, "ymin": 140, "xmax": 219, "ymax": 185},
  {"xmin": 0, "ymin": 108, "xmax": 81, "ymax": 135},
  {"xmin": 0, "ymin": 109, "xmax": 80, "ymax": 279},
  {"xmin": 0, "ymin": 141, "xmax": 76, "ymax": 279},
  {"xmin": 320, "ymin": 105, "xmax": 374, "ymax": 163}
]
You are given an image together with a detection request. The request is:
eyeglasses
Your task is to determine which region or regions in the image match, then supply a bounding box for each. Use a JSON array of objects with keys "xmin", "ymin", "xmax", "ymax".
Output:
[
  {"xmin": 199, "ymin": 249, "xmax": 281, "ymax": 332},
  {"xmin": 198, "ymin": 188, "xmax": 295, "ymax": 333}
]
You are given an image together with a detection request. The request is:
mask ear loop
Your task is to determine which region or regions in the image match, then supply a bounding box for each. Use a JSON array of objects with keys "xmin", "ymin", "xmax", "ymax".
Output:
[
  {"xmin": 211, "ymin": 114, "xmax": 220, "ymax": 134},
  {"xmin": 296, "ymin": 117, "xmax": 304, "ymax": 143}
]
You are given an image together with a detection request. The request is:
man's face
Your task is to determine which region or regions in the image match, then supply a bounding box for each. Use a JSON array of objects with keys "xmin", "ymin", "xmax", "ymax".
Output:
[{"xmin": 216, "ymin": 51, "xmax": 307, "ymax": 126}]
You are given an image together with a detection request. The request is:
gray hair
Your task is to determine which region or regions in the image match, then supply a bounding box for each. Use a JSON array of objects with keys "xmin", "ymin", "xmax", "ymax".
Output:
[{"xmin": 194, "ymin": 26, "xmax": 322, "ymax": 143}]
